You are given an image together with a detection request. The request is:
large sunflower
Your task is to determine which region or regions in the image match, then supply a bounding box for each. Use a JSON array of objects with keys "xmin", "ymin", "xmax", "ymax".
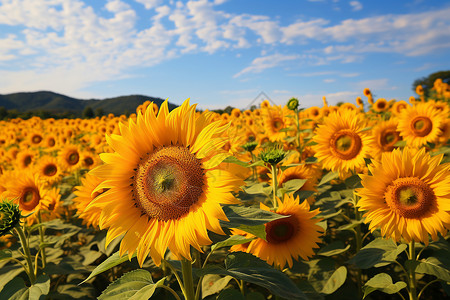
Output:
[
  {"xmin": 89, "ymin": 99, "xmax": 243, "ymax": 266},
  {"xmin": 245, "ymin": 194, "xmax": 323, "ymax": 269},
  {"xmin": 397, "ymin": 102, "xmax": 445, "ymax": 147},
  {"xmin": 312, "ymin": 109, "xmax": 372, "ymax": 173},
  {"xmin": 357, "ymin": 147, "xmax": 450, "ymax": 244}
]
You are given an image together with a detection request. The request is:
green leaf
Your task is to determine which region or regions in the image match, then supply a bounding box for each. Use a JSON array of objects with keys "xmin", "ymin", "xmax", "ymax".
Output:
[
  {"xmin": 318, "ymin": 171, "xmax": 339, "ymax": 186},
  {"xmin": 98, "ymin": 269, "xmax": 164, "ymax": 300},
  {"xmin": 349, "ymin": 238, "xmax": 407, "ymax": 269},
  {"xmin": 223, "ymin": 156, "xmax": 250, "ymax": 167},
  {"xmin": 243, "ymin": 182, "xmax": 272, "ymax": 195},
  {"xmin": 198, "ymin": 252, "xmax": 307, "ymax": 299},
  {"xmin": 0, "ymin": 265, "xmax": 24, "ymax": 291},
  {"xmin": 282, "ymin": 179, "xmax": 308, "ymax": 193},
  {"xmin": 336, "ymin": 220, "xmax": 363, "ymax": 232},
  {"xmin": 317, "ymin": 241, "xmax": 351, "ymax": 257},
  {"xmin": 407, "ymin": 256, "xmax": 450, "ymax": 282},
  {"xmin": 80, "ymin": 251, "xmax": 136, "ymax": 284},
  {"xmin": 220, "ymin": 205, "xmax": 288, "ymax": 228},
  {"xmin": 0, "ymin": 275, "xmax": 50, "ymax": 300},
  {"xmin": 321, "ymin": 266, "xmax": 347, "ymax": 294},
  {"xmin": 201, "ymin": 275, "xmax": 233, "ymax": 298},
  {"xmin": 344, "ymin": 174, "xmax": 362, "ymax": 189},
  {"xmin": 211, "ymin": 235, "xmax": 255, "ymax": 252},
  {"xmin": 233, "ymin": 225, "xmax": 266, "ymax": 240},
  {"xmin": 394, "ymin": 140, "xmax": 407, "ymax": 147},
  {"xmin": 363, "ymin": 273, "xmax": 407, "ymax": 299}
]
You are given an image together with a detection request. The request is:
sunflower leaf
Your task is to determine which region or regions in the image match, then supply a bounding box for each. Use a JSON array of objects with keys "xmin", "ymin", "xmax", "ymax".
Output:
[
  {"xmin": 80, "ymin": 251, "xmax": 136, "ymax": 285},
  {"xmin": 198, "ymin": 252, "xmax": 307, "ymax": 299},
  {"xmin": 320, "ymin": 266, "xmax": 347, "ymax": 294},
  {"xmin": 211, "ymin": 235, "xmax": 255, "ymax": 252},
  {"xmin": 202, "ymin": 274, "xmax": 234, "ymax": 298},
  {"xmin": 406, "ymin": 256, "xmax": 450, "ymax": 282},
  {"xmin": 0, "ymin": 275, "xmax": 50, "ymax": 300},
  {"xmin": 317, "ymin": 241, "xmax": 351, "ymax": 257},
  {"xmin": 318, "ymin": 171, "xmax": 339, "ymax": 186},
  {"xmin": 220, "ymin": 205, "xmax": 288, "ymax": 227},
  {"xmin": 223, "ymin": 156, "xmax": 250, "ymax": 167},
  {"xmin": 348, "ymin": 238, "xmax": 407, "ymax": 269},
  {"xmin": 98, "ymin": 269, "xmax": 165, "ymax": 300},
  {"xmin": 363, "ymin": 273, "xmax": 407, "ymax": 299}
]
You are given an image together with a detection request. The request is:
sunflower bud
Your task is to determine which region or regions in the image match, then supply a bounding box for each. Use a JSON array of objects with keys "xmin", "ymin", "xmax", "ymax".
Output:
[
  {"xmin": 242, "ymin": 141, "xmax": 258, "ymax": 153},
  {"xmin": 259, "ymin": 146, "xmax": 286, "ymax": 165},
  {"xmin": 286, "ymin": 97, "xmax": 299, "ymax": 111},
  {"xmin": 0, "ymin": 200, "xmax": 21, "ymax": 236}
]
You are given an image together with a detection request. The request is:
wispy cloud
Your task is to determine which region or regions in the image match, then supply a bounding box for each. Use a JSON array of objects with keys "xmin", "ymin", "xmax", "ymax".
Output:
[
  {"xmin": 233, "ymin": 53, "xmax": 299, "ymax": 78},
  {"xmin": 349, "ymin": 1, "xmax": 363, "ymax": 11}
]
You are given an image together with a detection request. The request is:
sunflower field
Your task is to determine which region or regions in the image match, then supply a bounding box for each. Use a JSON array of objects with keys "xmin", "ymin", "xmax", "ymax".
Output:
[{"xmin": 1, "ymin": 79, "xmax": 450, "ymax": 300}]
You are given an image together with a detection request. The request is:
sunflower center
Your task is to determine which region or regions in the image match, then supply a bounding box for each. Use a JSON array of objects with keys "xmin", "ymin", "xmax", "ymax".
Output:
[
  {"xmin": 272, "ymin": 118, "xmax": 284, "ymax": 130},
  {"xmin": 265, "ymin": 215, "xmax": 298, "ymax": 244},
  {"xmin": 411, "ymin": 116, "xmax": 432, "ymax": 137},
  {"xmin": 48, "ymin": 138, "xmax": 55, "ymax": 147},
  {"xmin": 330, "ymin": 130, "xmax": 362, "ymax": 160},
  {"xmin": 377, "ymin": 102, "xmax": 386, "ymax": 110},
  {"xmin": 32, "ymin": 135, "xmax": 42, "ymax": 144},
  {"xmin": 43, "ymin": 164, "xmax": 57, "ymax": 176},
  {"xmin": 67, "ymin": 152, "xmax": 80, "ymax": 165},
  {"xmin": 133, "ymin": 146, "xmax": 204, "ymax": 221},
  {"xmin": 380, "ymin": 129, "xmax": 401, "ymax": 151},
  {"xmin": 84, "ymin": 157, "xmax": 94, "ymax": 166},
  {"xmin": 20, "ymin": 187, "xmax": 40, "ymax": 211},
  {"xmin": 385, "ymin": 177, "xmax": 436, "ymax": 219},
  {"xmin": 24, "ymin": 155, "xmax": 32, "ymax": 167}
]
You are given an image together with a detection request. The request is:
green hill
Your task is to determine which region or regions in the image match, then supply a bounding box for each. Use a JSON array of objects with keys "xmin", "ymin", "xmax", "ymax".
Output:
[{"xmin": 0, "ymin": 91, "xmax": 176, "ymax": 117}]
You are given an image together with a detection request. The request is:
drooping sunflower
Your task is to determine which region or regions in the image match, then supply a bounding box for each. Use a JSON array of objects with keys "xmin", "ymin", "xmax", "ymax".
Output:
[
  {"xmin": 312, "ymin": 109, "xmax": 372, "ymax": 173},
  {"xmin": 357, "ymin": 147, "xmax": 450, "ymax": 244},
  {"xmin": 370, "ymin": 119, "xmax": 402, "ymax": 159},
  {"xmin": 89, "ymin": 99, "xmax": 244, "ymax": 266},
  {"xmin": 245, "ymin": 194, "xmax": 323, "ymax": 269},
  {"xmin": 397, "ymin": 102, "xmax": 445, "ymax": 147}
]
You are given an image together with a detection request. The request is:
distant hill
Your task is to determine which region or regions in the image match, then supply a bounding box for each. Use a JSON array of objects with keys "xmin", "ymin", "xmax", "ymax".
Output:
[{"xmin": 0, "ymin": 91, "xmax": 177, "ymax": 117}]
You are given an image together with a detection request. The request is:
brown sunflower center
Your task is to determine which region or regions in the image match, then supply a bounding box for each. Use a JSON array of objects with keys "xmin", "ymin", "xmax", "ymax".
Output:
[
  {"xmin": 265, "ymin": 215, "xmax": 298, "ymax": 244},
  {"xmin": 379, "ymin": 128, "xmax": 401, "ymax": 151},
  {"xmin": 84, "ymin": 157, "xmax": 94, "ymax": 166},
  {"xmin": 67, "ymin": 152, "xmax": 80, "ymax": 165},
  {"xmin": 47, "ymin": 138, "xmax": 55, "ymax": 147},
  {"xmin": 32, "ymin": 135, "xmax": 42, "ymax": 144},
  {"xmin": 43, "ymin": 164, "xmax": 57, "ymax": 176},
  {"xmin": 24, "ymin": 155, "xmax": 32, "ymax": 167},
  {"xmin": 385, "ymin": 177, "xmax": 436, "ymax": 219},
  {"xmin": 377, "ymin": 102, "xmax": 386, "ymax": 110},
  {"xmin": 133, "ymin": 146, "xmax": 204, "ymax": 221},
  {"xmin": 330, "ymin": 130, "xmax": 362, "ymax": 160},
  {"xmin": 20, "ymin": 187, "xmax": 40, "ymax": 211},
  {"xmin": 272, "ymin": 118, "xmax": 284, "ymax": 130},
  {"xmin": 411, "ymin": 116, "xmax": 432, "ymax": 137}
]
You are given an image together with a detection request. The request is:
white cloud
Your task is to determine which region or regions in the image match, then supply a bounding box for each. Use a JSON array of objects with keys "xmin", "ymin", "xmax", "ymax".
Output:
[
  {"xmin": 324, "ymin": 79, "xmax": 335, "ymax": 83},
  {"xmin": 349, "ymin": 1, "xmax": 363, "ymax": 11},
  {"xmin": 233, "ymin": 53, "xmax": 299, "ymax": 78},
  {"xmin": 134, "ymin": 0, "xmax": 163, "ymax": 10}
]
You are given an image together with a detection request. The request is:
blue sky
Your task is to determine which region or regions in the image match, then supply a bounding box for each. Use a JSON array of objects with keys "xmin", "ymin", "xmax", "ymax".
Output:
[{"xmin": 1, "ymin": 0, "xmax": 449, "ymax": 110}]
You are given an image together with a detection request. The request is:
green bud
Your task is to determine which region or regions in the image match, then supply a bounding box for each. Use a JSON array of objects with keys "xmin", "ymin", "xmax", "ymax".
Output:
[
  {"xmin": 287, "ymin": 97, "xmax": 299, "ymax": 111},
  {"xmin": 242, "ymin": 141, "xmax": 258, "ymax": 152},
  {"xmin": 259, "ymin": 146, "xmax": 286, "ymax": 165},
  {"xmin": 0, "ymin": 200, "xmax": 21, "ymax": 236}
]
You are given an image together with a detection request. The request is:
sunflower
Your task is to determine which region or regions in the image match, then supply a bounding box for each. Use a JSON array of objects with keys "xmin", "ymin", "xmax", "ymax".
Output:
[
  {"xmin": 59, "ymin": 144, "xmax": 83, "ymax": 172},
  {"xmin": 88, "ymin": 99, "xmax": 244, "ymax": 266},
  {"xmin": 245, "ymin": 194, "xmax": 323, "ymax": 269},
  {"xmin": 2, "ymin": 170, "xmax": 50, "ymax": 217},
  {"xmin": 397, "ymin": 102, "xmax": 445, "ymax": 147},
  {"xmin": 16, "ymin": 149, "xmax": 37, "ymax": 170},
  {"xmin": 391, "ymin": 100, "xmax": 409, "ymax": 116},
  {"xmin": 357, "ymin": 148, "xmax": 450, "ymax": 244},
  {"xmin": 276, "ymin": 164, "xmax": 319, "ymax": 204},
  {"xmin": 415, "ymin": 85, "xmax": 424, "ymax": 96},
  {"xmin": 373, "ymin": 98, "xmax": 389, "ymax": 113},
  {"xmin": 73, "ymin": 173, "xmax": 105, "ymax": 228},
  {"xmin": 262, "ymin": 106, "xmax": 287, "ymax": 142},
  {"xmin": 370, "ymin": 119, "xmax": 402, "ymax": 159},
  {"xmin": 35, "ymin": 155, "xmax": 63, "ymax": 186},
  {"xmin": 312, "ymin": 109, "xmax": 372, "ymax": 173},
  {"xmin": 28, "ymin": 131, "xmax": 44, "ymax": 147}
]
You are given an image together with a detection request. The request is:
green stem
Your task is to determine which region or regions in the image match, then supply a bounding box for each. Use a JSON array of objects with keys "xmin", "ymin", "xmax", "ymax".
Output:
[
  {"xmin": 271, "ymin": 163, "xmax": 279, "ymax": 209},
  {"xmin": 163, "ymin": 260, "xmax": 186, "ymax": 297},
  {"xmin": 37, "ymin": 211, "xmax": 47, "ymax": 270},
  {"xmin": 295, "ymin": 109, "xmax": 302, "ymax": 157},
  {"xmin": 181, "ymin": 259, "xmax": 195, "ymax": 300},
  {"xmin": 408, "ymin": 241, "xmax": 418, "ymax": 300},
  {"xmin": 160, "ymin": 285, "xmax": 182, "ymax": 300},
  {"xmin": 14, "ymin": 226, "xmax": 36, "ymax": 283},
  {"xmin": 353, "ymin": 195, "xmax": 363, "ymax": 300},
  {"xmin": 417, "ymin": 279, "xmax": 440, "ymax": 300}
]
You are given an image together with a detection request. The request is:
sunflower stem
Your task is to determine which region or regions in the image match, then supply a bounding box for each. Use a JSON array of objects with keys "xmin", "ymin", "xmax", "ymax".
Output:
[
  {"xmin": 181, "ymin": 258, "xmax": 195, "ymax": 300},
  {"xmin": 408, "ymin": 241, "xmax": 418, "ymax": 300},
  {"xmin": 271, "ymin": 163, "xmax": 279, "ymax": 209},
  {"xmin": 417, "ymin": 279, "xmax": 440, "ymax": 300},
  {"xmin": 14, "ymin": 226, "xmax": 36, "ymax": 284},
  {"xmin": 353, "ymin": 195, "xmax": 363, "ymax": 300},
  {"xmin": 294, "ymin": 109, "xmax": 302, "ymax": 157},
  {"xmin": 160, "ymin": 285, "xmax": 182, "ymax": 300},
  {"xmin": 37, "ymin": 210, "xmax": 47, "ymax": 270}
]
